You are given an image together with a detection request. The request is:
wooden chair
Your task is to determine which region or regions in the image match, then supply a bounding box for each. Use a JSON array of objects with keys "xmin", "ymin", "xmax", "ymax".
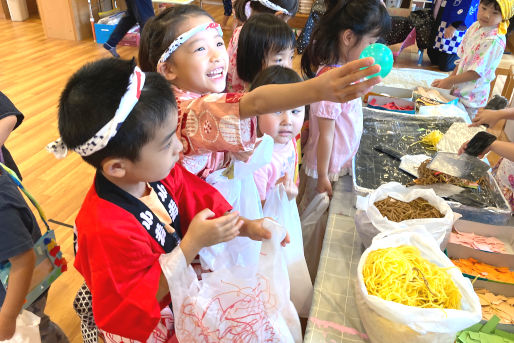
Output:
[
  {"xmin": 487, "ymin": 65, "xmax": 514, "ymax": 167},
  {"xmin": 489, "ymin": 55, "xmax": 514, "ymax": 100}
]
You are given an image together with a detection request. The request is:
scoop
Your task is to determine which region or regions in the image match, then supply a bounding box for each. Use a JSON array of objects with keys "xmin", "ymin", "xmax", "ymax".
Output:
[{"xmin": 427, "ymin": 131, "xmax": 496, "ymax": 181}]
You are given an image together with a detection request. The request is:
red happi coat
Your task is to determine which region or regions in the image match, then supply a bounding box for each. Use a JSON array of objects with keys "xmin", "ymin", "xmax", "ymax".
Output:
[{"xmin": 74, "ymin": 164, "xmax": 231, "ymax": 341}]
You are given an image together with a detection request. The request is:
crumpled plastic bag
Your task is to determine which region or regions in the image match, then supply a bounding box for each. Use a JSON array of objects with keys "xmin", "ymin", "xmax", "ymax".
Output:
[{"xmin": 160, "ymin": 218, "xmax": 302, "ymax": 343}]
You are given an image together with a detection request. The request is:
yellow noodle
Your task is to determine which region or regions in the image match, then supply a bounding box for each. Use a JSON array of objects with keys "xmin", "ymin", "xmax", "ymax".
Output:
[{"xmin": 363, "ymin": 246, "xmax": 461, "ymax": 309}]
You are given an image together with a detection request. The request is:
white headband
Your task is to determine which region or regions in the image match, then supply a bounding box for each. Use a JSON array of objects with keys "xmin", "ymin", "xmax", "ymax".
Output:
[
  {"xmin": 158, "ymin": 22, "xmax": 223, "ymax": 65},
  {"xmin": 251, "ymin": 0, "xmax": 291, "ymax": 15},
  {"xmin": 46, "ymin": 66, "xmax": 146, "ymax": 158}
]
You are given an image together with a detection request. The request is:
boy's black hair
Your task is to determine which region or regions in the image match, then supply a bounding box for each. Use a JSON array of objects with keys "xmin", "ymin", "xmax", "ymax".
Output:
[
  {"xmin": 138, "ymin": 5, "xmax": 213, "ymax": 72},
  {"xmin": 301, "ymin": 0, "xmax": 391, "ymax": 78},
  {"xmin": 234, "ymin": 0, "xmax": 298, "ymax": 22},
  {"xmin": 237, "ymin": 13, "xmax": 296, "ymax": 84},
  {"xmin": 58, "ymin": 58, "xmax": 176, "ymax": 169},
  {"xmin": 249, "ymin": 65, "xmax": 303, "ymax": 90},
  {"xmin": 480, "ymin": 0, "xmax": 502, "ymax": 13}
]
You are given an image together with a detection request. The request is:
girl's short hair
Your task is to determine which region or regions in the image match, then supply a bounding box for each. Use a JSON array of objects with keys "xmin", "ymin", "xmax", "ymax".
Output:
[
  {"xmin": 234, "ymin": 0, "xmax": 299, "ymax": 22},
  {"xmin": 59, "ymin": 58, "xmax": 176, "ymax": 169},
  {"xmin": 480, "ymin": 0, "xmax": 502, "ymax": 12},
  {"xmin": 301, "ymin": 0, "xmax": 391, "ymax": 78},
  {"xmin": 237, "ymin": 13, "xmax": 296, "ymax": 84},
  {"xmin": 138, "ymin": 5, "xmax": 213, "ymax": 72}
]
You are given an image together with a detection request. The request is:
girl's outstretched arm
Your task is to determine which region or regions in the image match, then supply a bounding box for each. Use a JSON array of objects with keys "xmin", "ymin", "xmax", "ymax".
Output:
[
  {"xmin": 316, "ymin": 117, "xmax": 336, "ymax": 197},
  {"xmin": 238, "ymin": 58, "xmax": 380, "ymax": 119}
]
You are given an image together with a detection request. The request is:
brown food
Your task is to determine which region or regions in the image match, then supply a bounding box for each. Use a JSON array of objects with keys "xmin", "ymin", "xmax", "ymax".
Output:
[
  {"xmin": 409, "ymin": 159, "xmax": 485, "ymax": 188},
  {"xmin": 374, "ymin": 196, "xmax": 444, "ymax": 222},
  {"xmin": 475, "ymin": 289, "xmax": 514, "ymax": 324}
]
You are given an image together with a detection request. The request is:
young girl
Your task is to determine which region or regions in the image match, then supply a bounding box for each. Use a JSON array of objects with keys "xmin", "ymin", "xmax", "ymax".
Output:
[
  {"xmin": 251, "ymin": 65, "xmax": 314, "ymax": 317},
  {"xmin": 138, "ymin": 4, "xmax": 381, "ymax": 179},
  {"xmin": 299, "ymin": 0, "xmax": 390, "ymax": 279},
  {"xmin": 252, "ymin": 65, "xmax": 304, "ymax": 203},
  {"xmin": 227, "ymin": 0, "xmax": 298, "ymax": 92},
  {"xmin": 431, "ymin": 0, "xmax": 514, "ymax": 118},
  {"xmin": 236, "ymin": 13, "xmax": 296, "ymax": 90}
]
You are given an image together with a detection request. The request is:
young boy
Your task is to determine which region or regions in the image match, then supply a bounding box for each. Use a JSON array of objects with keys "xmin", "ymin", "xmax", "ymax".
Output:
[
  {"xmin": 0, "ymin": 167, "xmax": 69, "ymax": 342},
  {"xmin": 47, "ymin": 58, "xmax": 274, "ymax": 342},
  {"xmin": 431, "ymin": 0, "xmax": 514, "ymax": 118},
  {"xmin": 0, "ymin": 91, "xmax": 24, "ymax": 179}
]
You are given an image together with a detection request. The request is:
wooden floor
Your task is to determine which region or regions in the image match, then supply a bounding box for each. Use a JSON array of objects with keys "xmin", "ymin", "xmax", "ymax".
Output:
[{"xmin": 0, "ymin": 5, "xmax": 443, "ymax": 343}]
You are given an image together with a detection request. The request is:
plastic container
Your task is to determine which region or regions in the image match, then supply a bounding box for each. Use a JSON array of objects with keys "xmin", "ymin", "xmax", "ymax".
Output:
[{"xmin": 6, "ymin": 0, "xmax": 29, "ymax": 21}]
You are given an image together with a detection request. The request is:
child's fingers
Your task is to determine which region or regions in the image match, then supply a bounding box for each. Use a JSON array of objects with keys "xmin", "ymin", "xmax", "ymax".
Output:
[
  {"xmin": 340, "ymin": 57, "xmax": 375, "ymax": 73},
  {"xmin": 336, "ymin": 64, "xmax": 381, "ymax": 88},
  {"xmin": 221, "ymin": 219, "xmax": 243, "ymax": 241},
  {"xmin": 196, "ymin": 208, "xmax": 215, "ymax": 220},
  {"xmin": 275, "ymin": 175, "xmax": 287, "ymax": 186},
  {"xmin": 280, "ymin": 232, "xmax": 291, "ymax": 247},
  {"xmin": 334, "ymin": 75, "xmax": 381, "ymax": 103}
]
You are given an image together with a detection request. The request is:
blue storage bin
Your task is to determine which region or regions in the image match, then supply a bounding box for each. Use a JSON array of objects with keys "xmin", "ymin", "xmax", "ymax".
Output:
[{"xmin": 94, "ymin": 23, "xmax": 116, "ymax": 44}]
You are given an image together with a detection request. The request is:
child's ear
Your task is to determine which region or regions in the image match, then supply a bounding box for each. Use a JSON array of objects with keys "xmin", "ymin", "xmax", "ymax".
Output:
[
  {"xmin": 340, "ymin": 29, "xmax": 356, "ymax": 48},
  {"xmin": 101, "ymin": 158, "xmax": 127, "ymax": 179},
  {"xmin": 157, "ymin": 62, "xmax": 177, "ymax": 82}
]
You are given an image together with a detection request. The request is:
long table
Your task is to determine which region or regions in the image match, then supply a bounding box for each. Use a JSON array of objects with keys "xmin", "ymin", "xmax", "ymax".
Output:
[{"xmin": 303, "ymin": 175, "xmax": 369, "ymax": 343}]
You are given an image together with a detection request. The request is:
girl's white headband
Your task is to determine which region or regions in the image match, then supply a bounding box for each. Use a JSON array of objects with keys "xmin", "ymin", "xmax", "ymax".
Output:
[
  {"xmin": 251, "ymin": 0, "xmax": 291, "ymax": 15},
  {"xmin": 158, "ymin": 22, "xmax": 223, "ymax": 65},
  {"xmin": 46, "ymin": 66, "xmax": 146, "ymax": 158}
]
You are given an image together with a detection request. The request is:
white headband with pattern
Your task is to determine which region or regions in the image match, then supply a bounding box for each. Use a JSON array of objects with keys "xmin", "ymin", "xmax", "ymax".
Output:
[
  {"xmin": 251, "ymin": 0, "xmax": 291, "ymax": 15},
  {"xmin": 46, "ymin": 66, "xmax": 146, "ymax": 159},
  {"xmin": 158, "ymin": 22, "xmax": 223, "ymax": 65}
]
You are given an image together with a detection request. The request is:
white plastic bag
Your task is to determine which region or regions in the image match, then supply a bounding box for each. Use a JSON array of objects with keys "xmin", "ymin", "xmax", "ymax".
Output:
[
  {"xmin": 299, "ymin": 192, "xmax": 330, "ymax": 228},
  {"xmin": 201, "ymin": 135, "xmax": 274, "ymax": 272},
  {"xmin": 299, "ymin": 191, "xmax": 330, "ymax": 280},
  {"xmin": 263, "ymin": 184, "xmax": 313, "ymax": 317},
  {"xmin": 0, "ymin": 310, "xmax": 41, "ymax": 343},
  {"xmin": 160, "ymin": 219, "xmax": 302, "ymax": 343},
  {"xmin": 355, "ymin": 182, "xmax": 458, "ymax": 250},
  {"xmin": 355, "ymin": 231, "xmax": 482, "ymax": 343}
]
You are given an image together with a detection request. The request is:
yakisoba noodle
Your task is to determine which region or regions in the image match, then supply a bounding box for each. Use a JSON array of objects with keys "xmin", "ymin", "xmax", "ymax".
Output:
[
  {"xmin": 374, "ymin": 196, "xmax": 444, "ymax": 222},
  {"xmin": 363, "ymin": 246, "xmax": 461, "ymax": 309},
  {"xmin": 410, "ymin": 159, "xmax": 484, "ymax": 188}
]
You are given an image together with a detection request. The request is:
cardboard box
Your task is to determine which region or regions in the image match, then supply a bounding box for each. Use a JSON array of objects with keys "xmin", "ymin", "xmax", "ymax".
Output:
[
  {"xmin": 369, "ymin": 85, "xmax": 413, "ymax": 100},
  {"xmin": 367, "ymin": 95, "xmax": 415, "ymax": 114},
  {"xmin": 447, "ymin": 220, "xmax": 514, "ymax": 283},
  {"xmin": 472, "ymin": 279, "xmax": 514, "ymax": 331}
]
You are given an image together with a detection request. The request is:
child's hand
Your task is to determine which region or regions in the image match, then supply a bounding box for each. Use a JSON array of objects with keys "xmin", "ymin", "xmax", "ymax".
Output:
[
  {"xmin": 240, "ymin": 218, "xmax": 272, "ymax": 241},
  {"xmin": 431, "ymin": 78, "xmax": 453, "ymax": 89},
  {"xmin": 188, "ymin": 209, "xmax": 243, "ymax": 248},
  {"xmin": 280, "ymin": 231, "xmax": 291, "ymax": 247},
  {"xmin": 470, "ymin": 108, "xmax": 502, "ymax": 127},
  {"xmin": 276, "ymin": 173, "xmax": 298, "ymax": 200},
  {"xmin": 0, "ymin": 313, "xmax": 17, "ymax": 341},
  {"xmin": 444, "ymin": 26, "xmax": 456, "ymax": 39},
  {"xmin": 316, "ymin": 176, "xmax": 332, "ymax": 197},
  {"xmin": 458, "ymin": 140, "xmax": 491, "ymax": 158},
  {"xmin": 317, "ymin": 58, "xmax": 381, "ymax": 104},
  {"xmin": 230, "ymin": 150, "xmax": 254, "ymax": 162}
]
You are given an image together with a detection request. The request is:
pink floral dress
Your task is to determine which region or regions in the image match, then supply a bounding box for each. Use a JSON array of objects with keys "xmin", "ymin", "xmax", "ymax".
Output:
[
  {"xmin": 226, "ymin": 26, "xmax": 246, "ymax": 93},
  {"xmin": 173, "ymin": 86, "xmax": 256, "ymax": 179},
  {"xmin": 452, "ymin": 22, "xmax": 506, "ymax": 111}
]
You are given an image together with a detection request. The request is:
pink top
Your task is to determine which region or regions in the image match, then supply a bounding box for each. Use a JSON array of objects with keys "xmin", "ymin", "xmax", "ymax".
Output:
[
  {"xmin": 253, "ymin": 138, "xmax": 298, "ymax": 201},
  {"xmin": 173, "ymin": 86, "xmax": 257, "ymax": 179},
  {"xmin": 302, "ymin": 66, "xmax": 363, "ymax": 181},
  {"xmin": 226, "ymin": 26, "xmax": 246, "ymax": 93}
]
